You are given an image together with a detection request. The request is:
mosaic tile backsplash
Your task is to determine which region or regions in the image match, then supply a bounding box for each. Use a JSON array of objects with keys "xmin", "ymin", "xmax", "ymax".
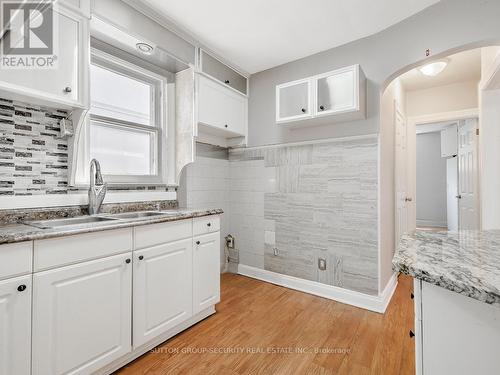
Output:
[{"xmin": 0, "ymin": 98, "xmax": 69, "ymax": 195}]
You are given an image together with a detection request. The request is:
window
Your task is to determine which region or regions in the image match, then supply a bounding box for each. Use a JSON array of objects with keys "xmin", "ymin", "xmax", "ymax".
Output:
[{"xmin": 88, "ymin": 50, "xmax": 166, "ymax": 184}]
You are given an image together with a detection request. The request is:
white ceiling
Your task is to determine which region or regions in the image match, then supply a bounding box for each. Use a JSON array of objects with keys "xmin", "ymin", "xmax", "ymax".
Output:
[
  {"xmin": 139, "ymin": 0, "xmax": 439, "ymax": 74},
  {"xmin": 400, "ymin": 49, "xmax": 482, "ymax": 91}
]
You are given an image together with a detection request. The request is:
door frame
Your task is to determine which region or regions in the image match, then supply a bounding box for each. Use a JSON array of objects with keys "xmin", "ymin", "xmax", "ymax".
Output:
[{"xmin": 402, "ymin": 108, "xmax": 480, "ymax": 232}]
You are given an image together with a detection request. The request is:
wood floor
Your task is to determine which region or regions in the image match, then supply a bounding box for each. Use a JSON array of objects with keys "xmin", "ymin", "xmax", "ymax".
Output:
[{"xmin": 116, "ymin": 273, "xmax": 415, "ymax": 375}]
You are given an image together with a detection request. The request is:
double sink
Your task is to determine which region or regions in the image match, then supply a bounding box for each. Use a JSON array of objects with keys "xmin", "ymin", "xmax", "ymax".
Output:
[{"xmin": 27, "ymin": 211, "xmax": 181, "ymax": 229}]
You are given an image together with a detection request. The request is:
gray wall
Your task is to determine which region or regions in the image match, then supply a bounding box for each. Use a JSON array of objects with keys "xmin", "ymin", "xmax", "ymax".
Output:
[
  {"xmin": 248, "ymin": 0, "xmax": 500, "ymax": 147},
  {"xmin": 416, "ymin": 132, "xmax": 447, "ymax": 227}
]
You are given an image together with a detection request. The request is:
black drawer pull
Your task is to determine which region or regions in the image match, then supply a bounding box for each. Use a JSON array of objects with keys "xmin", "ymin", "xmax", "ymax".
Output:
[
  {"xmin": 139, "ymin": 255, "xmax": 144, "ymax": 260},
  {"xmin": 125, "ymin": 258, "xmax": 131, "ymax": 264},
  {"xmin": 409, "ymin": 330, "xmax": 415, "ymax": 338},
  {"xmin": 301, "ymin": 108, "xmax": 306, "ymax": 113},
  {"xmin": 17, "ymin": 284, "xmax": 27, "ymax": 292},
  {"xmin": 207, "ymin": 222, "xmax": 211, "ymax": 227},
  {"xmin": 410, "ymin": 293, "xmax": 414, "ymax": 299},
  {"xmin": 196, "ymin": 241, "xmax": 200, "ymax": 245}
]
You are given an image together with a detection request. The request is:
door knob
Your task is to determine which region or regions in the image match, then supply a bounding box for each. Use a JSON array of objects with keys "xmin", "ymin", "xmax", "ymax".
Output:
[
  {"xmin": 456, "ymin": 195, "xmax": 462, "ymax": 199},
  {"xmin": 224, "ymin": 80, "xmax": 230, "ymax": 84},
  {"xmin": 405, "ymin": 197, "xmax": 413, "ymax": 202}
]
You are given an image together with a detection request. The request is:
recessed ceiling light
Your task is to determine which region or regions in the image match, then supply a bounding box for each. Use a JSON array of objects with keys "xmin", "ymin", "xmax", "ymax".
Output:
[
  {"xmin": 419, "ymin": 59, "xmax": 449, "ymax": 76},
  {"xmin": 136, "ymin": 42, "xmax": 154, "ymax": 55}
]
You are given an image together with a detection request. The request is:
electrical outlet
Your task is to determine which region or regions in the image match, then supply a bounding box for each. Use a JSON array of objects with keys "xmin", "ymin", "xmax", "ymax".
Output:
[
  {"xmin": 318, "ymin": 258, "xmax": 327, "ymax": 271},
  {"xmin": 225, "ymin": 235, "xmax": 235, "ymax": 249},
  {"xmin": 273, "ymin": 247, "xmax": 279, "ymax": 256}
]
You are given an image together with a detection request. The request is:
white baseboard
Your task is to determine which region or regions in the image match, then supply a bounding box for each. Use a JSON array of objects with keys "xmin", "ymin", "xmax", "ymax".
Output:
[{"xmin": 238, "ymin": 264, "xmax": 398, "ymax": 313}]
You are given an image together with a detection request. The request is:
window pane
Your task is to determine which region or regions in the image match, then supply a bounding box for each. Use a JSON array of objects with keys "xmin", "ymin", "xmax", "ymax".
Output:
[
  {"xmin": 89, "ymin": 121, "xmax": 154, "ymax": 176},
  {"xmin": 90, "ymin": 64, "xmax": 152, "ymax": 126}
]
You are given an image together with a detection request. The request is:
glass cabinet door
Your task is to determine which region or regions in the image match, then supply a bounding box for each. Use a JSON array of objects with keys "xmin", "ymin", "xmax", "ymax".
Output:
[
  {"xmin": 316, "ymin": 68, "xmax": 356, "ymax": 114},
  {"xmin": 277, "ymin": 80, "xmax": 311, "ymax": 121}
]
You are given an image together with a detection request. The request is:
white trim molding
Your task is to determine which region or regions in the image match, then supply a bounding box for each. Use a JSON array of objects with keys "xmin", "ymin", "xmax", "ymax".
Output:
[{"xmin": 237, "ymin": 264, "xmax": 398, "ymax": 313}]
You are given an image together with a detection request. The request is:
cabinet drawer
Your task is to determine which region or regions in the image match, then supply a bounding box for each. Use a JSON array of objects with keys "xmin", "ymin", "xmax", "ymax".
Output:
[
  {"xmin": 193, "ymin": 216, "xmax": 220, "ymax": 236},
  {"xmin": 134, "ymin": 219, "xmax": 192, "ymax": 249},
  {"xmin": 34, "ymin": 228, "xmax": 133, "ymax": 271},
  {"xmin": 200, "ymin": 50, "xmax": 247, "ymax": 95},
  {"xmin": 0, "ymin": 241, "xmax": 32, "ymax": 280}
]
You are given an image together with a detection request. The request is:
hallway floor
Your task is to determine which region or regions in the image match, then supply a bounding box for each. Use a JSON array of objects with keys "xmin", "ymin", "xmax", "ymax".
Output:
[{"xmin": 115, "ymin": 273, "xmax": 415, "ymax": 375}]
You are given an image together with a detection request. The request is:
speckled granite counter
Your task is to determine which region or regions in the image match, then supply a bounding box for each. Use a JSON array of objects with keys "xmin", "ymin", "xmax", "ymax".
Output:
[
  {"xmin": 0, "ymin": 208, "xmax": 223, "ymax": 245},
  {"xmin": 393, "ymin": 230, "xmax": 500, "ymax": 305}
]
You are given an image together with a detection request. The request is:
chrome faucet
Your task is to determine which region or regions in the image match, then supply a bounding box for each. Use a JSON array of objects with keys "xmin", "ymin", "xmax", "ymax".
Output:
[{"xmin": 88, "ymin": 159, "xmax": 107, "ymax": 215}]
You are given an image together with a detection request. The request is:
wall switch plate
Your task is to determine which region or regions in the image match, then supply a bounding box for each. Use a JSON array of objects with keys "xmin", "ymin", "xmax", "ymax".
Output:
[
  {"xmin": 318, "ymin": 258, "xmax": 327, "ymax": 271},
  {"xmin": 225, "ymin": 235, "xmax": 235, "ymax": 249}
]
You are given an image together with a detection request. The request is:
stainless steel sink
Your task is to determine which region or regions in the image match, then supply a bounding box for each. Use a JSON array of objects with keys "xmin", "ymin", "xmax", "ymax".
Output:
[
  {"xmin": 27, "ymin": 216, "xmax": 118, "ymax": 229},
  {"xmin": 103, "ymin": 211, "xmax": 167, "ymax": 220}
]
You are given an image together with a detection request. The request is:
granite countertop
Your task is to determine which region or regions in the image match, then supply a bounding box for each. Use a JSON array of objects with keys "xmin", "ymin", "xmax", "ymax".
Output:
[
  {"xmin": 393, "ymin": 230, "xmax": 500, "ymax": 305},
  {"xmin": 0, "ymin": 208, "xmax": 223, "ymax": 245}
]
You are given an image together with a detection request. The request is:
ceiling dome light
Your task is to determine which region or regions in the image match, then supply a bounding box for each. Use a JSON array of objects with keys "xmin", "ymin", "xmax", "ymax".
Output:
[
  {"xmin": 419, "ymin": 60, "xmax": 448, "ymax": 76},
  {"xmin": 136, "ymin": 42, "xmax": 154, "ymax": 55}
]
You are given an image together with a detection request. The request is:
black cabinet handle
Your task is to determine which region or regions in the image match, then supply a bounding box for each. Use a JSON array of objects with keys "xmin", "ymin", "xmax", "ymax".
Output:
[
  {"xmin": 17, "ymin": 284, "xmax": 26, "ymax": 292},
  {"xmin": 125, "ymin": 258, "xmax": 131, "ymax": 264},
  {"xmin": 319, "ymin": 105, "xmax": 325, "ymax": 111},
  {"xmin": 138, "ymin": 255, "xmax": 144, "ymax": 260},
  {"xmin": 63, "ymin": 86, "xmax": 72, "ymax": 93},
  {"xmin": 410, "ymin": 293, "xmax": 414, "ymax": 299},
  {"xmin": 301, "ymin": 108, "xmax": 306, "ymax": 113},
  {"xmin": 207, "ymin": 222, "xmax": 211, "ymax": 227},
  {"xmin": 196, "ymin": 241, "xmax": 200, "ymax": 245},
  {"xmin": 409, "ymin": 330, "xmax": 415, "ymax": 338},
  {"xmin": 224, "ymin": 80, "xmax": 230, "ymax": 84},
  {"xmin": 224, "ymin": 124, "xmax": 228, "ymax": 128}
]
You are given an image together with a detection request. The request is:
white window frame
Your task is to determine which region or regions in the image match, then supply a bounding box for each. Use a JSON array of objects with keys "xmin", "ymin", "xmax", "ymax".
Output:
[{"xmin": 86, "ymin": 48, "xmax": 168, "ymax": 185}]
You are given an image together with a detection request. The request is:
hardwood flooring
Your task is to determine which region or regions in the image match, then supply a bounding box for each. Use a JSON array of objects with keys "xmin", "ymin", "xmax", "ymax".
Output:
[{"xmin": 115, "ymin": 273, "xmax": 414, "ymax": 375}]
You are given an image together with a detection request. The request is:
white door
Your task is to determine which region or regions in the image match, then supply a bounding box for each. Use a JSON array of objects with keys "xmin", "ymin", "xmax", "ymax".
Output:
[
  {"xmin": 458, "ymin": 119, "xmax": 479, "ymax": 230},
  {"xmin": 0, "ymin": 275, "xmax": 31, "ymax": 375},
  {"xmin": 0, "ymin": 7, "xmax": 84, "ymax": 103},
  {"xmin": 193, "ymin": 232, "xmax": 220, "ymax": 314},
  {"xmin": 133, "ymin": 238, "xmax": 193, "ymax": 348},
  {"xmin": 32, "ymin": 253, "xmax": 132, "ymax": 375},
  {"xmin": 395, "ymin": 103, "xmax": 409, "ymax": 242}
]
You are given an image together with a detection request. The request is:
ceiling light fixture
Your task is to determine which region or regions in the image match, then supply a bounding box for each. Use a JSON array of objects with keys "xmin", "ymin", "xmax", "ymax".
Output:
[
  {"xmin": 419, "ymin": 59, "xmax": 449, "ymax": 76},
  {"xmin": 136, "ymin": 42, "xmax": 154, "ymax": 55}
]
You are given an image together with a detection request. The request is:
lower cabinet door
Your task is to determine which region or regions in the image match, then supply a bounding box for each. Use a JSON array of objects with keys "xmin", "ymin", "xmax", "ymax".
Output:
[
  {"xmin": 0, "ymin": 275, "xmax": 32, "ymax": 375},
  {"xmin": 32, "ymin": 253, "xmax": 133, "ymax": 375},
  {"xmin": 193, "ymin": 232, "xmax": 220, "ymax": 314},
  {"xmin": 133, "ymin": 238, "xmax": 193, "ymax": 348}
]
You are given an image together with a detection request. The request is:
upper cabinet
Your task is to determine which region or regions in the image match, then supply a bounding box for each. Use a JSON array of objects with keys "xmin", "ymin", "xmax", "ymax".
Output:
[
  {"xmin": 200, "ymin": 49, "xmax": 248, "ymax": 95},
  {"xmin": 276, "ymin": 64, "xmax": 366, "ymax": 127},
  {"xmin": 197, "ymin": 74, "xmax": 247, "ymax": 138},
  {"xmin": 441, "ymin": 124, "xmax": 458, "ymax": 158},
  {"xmin": 276, "ymin": 78, "xmax": 312, "ymax": 122},
  {"xmin": 0, "ymin": 3, "xmax": 89, "ymax": 110}
]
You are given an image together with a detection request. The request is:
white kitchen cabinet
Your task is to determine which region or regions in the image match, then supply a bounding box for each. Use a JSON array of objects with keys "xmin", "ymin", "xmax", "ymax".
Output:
[
  {"xmin": 0, "ymin": 275, "xmax": 32, "ymax": 375},
  {"xmin": 197, "ymin": 74, "xmax": 247, "ymax": 137},
  {"xmin": 414, "ymin": 280, "xmax": 500, "ymax": 375},
  {"xmin": 193, "ymin": 232, "xmax": 220, "ymax": 314},
  {"xmin": 276, "ymin": 78, "xmax": 312, "ymax": 122},
  {"xmin": 0, "ymin": 5, "xmax": 89, "ymax": 109},
  {"xmin": 441, "ymin": 124, "xmax": 458, "ymax": 158},
  {"xmin": 200, "ymin": 49, "xmax": 248, "ymax": 95},
  {"xmin": 32, "ymin": 252, "xmax": 132, "ymax": 375},
  {"xmin": 133, "ymin": 238, "xmax": 193, "ymax": 348},
  {"xmin": 276, "ymin": 64, "xmax": 365, "ymax": 126}
]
